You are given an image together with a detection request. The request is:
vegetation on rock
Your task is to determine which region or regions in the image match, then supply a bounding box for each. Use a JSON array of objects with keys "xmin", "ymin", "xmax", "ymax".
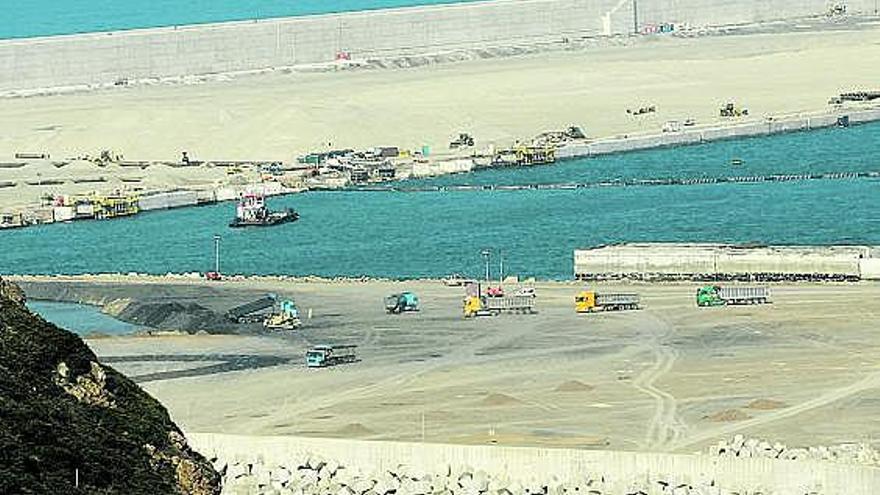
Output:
[{"xmin": 0, "ymin": 276, "xmax": 220, "ymax": 494}]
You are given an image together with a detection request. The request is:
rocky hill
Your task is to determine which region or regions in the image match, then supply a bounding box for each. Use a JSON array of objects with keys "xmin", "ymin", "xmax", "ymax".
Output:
[{"xmin": 0, "ymin": 276, "xmax": 221, "ymax": 494}]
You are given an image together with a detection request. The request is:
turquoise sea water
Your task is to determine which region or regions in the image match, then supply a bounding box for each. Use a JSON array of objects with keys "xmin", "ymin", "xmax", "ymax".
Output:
[
  {"xmin": 2, "ymin": 123, "xmax": 879, "ymax": 280},
  {"xmin": 26, "ymin": 300, "xmax": 141, "ymax": 336},
  {"xmin": 3, "ymin": 0, "xmax": 484, "ymax": 39}
]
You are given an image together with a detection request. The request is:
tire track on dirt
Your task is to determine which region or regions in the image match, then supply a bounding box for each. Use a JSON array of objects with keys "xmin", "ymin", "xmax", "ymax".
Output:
[
  {"xmin": 631, "ymin": 313, "xmax": 686, "ymax": 451},
  {"xmin": 671, "ymin": 370, "xmax": 880, "ymax": 452}
]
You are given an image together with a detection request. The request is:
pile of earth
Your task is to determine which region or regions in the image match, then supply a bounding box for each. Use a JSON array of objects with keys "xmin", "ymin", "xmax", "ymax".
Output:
[
  {"xmin": 0, "ymin": 276, "xmax": 221, "ymax": 494},
  {"xmin": 115, "ymin": 300, "xmax": 237, "ymax": 334}
]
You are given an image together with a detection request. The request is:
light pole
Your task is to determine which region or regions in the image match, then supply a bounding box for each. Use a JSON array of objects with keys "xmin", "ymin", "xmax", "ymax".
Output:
[
  {"xmin": 498, "ymin": 249, "xmax": 504, "ymax": 286},
  {"xmin": 481, "ymin": 249, "xmax": 491, "ymax": 282},
  {"xmin": 632, "ymin": 0, "xmax": 639, "ymax": 35},
  {"xmin": 213, "ymin": 234, "xmax": 221, "ymax": 273}
]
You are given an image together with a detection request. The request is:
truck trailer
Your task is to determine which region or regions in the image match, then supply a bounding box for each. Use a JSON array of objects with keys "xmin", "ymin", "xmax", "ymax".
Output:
[
  {"xmin": 696, "ymin": 286, "xmax": 770, "ymax": 306},
  {"xmin": 306, "ymin": 345, "xmax": 357, "ymax": 368},
  {"xmin": 575, "ymin": 290, "xmax": 640, "ymax": 313},
  {"xmin": 463, "ymin": 281, "xmax": 536, "ymax": 317}
]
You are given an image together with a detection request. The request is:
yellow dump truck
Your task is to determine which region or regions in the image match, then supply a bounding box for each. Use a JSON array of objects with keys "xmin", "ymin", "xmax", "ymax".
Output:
[
  {"xmin": 463, "ymin": 282, "xmax": 535, "ymax": 318},
  {"xmin": 575, "ymin": 290, "xmax": 640, "ymax": 313}
]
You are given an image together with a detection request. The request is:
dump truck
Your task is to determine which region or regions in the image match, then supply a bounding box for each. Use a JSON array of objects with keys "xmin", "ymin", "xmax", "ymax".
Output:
[
  {"xmin": 575, "ymin": 290, "xmax": 641, "ymax": 313},
  {"xmin": 306, "ymin": 345, "xmax": 357, "ymax": 368},
  {"xmin": 463, "ymin": 282, "xmax": 535, "ymax": 317},
  {"xmin": 696, "ymin": 286, "xmax": 770, "ymax": 307},
  {"xmin": 226, "ymin": 295, "xmax": 277, "ymax": 323},
  {"xmin": 263, "ymin": 299, "xmax": 301, "ymax": 330},
  {"xmin": 385, "ymin": 292, "xmax": 419, "ymax": 314}
]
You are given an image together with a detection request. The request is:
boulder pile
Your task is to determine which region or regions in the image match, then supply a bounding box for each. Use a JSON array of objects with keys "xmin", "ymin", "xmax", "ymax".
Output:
[
  {"xmin": 708, "ymin": 435, "xmax": 880, "ymax": 467},
  {"xmin": 212, "ymin": 453, "xmax": 823, "ymax": 495}
]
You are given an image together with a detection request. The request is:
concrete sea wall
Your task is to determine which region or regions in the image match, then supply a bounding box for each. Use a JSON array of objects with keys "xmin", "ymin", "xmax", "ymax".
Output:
[
  {"xmin": 556, "ymin": 107, "xmax": 880, "ymax": 160},
  {"xmin": 189, "ymin": 433, "xmax": 880, "ymax": 494},
  {"xmin": 574, "ymin": 243, "xmax": 880, "ymax": 281},
  {"xmin": 1, "ymin": 0, "xmax": 879, "ymax": 92}
]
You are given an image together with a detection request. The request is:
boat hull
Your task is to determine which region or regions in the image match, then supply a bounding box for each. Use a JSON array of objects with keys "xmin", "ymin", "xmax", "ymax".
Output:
[{"xmin": 229, "ymin": 209, "xmax": 299, "ymax": 228}]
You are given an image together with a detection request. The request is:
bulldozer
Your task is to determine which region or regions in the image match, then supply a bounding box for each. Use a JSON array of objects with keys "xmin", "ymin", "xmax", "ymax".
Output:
[
  {"xmin": 719, "ymin": 102, "xmax": 749, "ymax": 118},
  {"xmin": 449, "ymin": 133, "xmax": 475, "ymax": 149},
  {"xmin": 263, "ymin": 299, "xmax": 301, "ymax": 330}
]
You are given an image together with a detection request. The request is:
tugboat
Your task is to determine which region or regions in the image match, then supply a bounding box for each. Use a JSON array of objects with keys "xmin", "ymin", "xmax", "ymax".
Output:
[{"xmin": 229, "ymin": 192, "xmax": 298, "ymax": 228}]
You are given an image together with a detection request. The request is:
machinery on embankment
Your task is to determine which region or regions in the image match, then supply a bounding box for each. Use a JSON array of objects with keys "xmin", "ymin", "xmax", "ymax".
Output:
[
  {"xmin": 575, "ymin": 290, "xmax": 641, "ymax": 313},
  {"xmin": 306, "ymin": 345, "xmax": 358, "ymax": 368},
  {"xmin": 384, "ymin": 292, "xmax": 420, "ymax": 314},
  {"xmin": 696, "ymin": 286, "xmax": 771, "ymax": 307},
  {"xmin": 226, "ymin": 294, "xmax": 302, "ymax": 330},
  {"xmin": 463, "ymin": 282, "xmax": 536, "ymax": 318},
  {"xmin": 263, "ymin": 299, "xmax": 301, "ymax": 330},
  {"xmin": 226, "ymin": 295, "xmax": 278, "ymax": 324}
]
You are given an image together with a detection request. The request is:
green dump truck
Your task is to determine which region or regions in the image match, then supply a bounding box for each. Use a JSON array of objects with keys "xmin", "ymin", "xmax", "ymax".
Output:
[
  {"xmin": 696, "ymin": 286, "xmax": 770, "ymax": 307},
  {"xmin": 384, "ymin": 292, "xmax": 420, "ymax": 314}
]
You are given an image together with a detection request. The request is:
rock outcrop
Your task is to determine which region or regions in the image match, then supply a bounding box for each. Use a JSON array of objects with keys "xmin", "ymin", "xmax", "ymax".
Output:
[{"xmin": 0, "ymin": 276, "xmax": 221, "ymax": 494}]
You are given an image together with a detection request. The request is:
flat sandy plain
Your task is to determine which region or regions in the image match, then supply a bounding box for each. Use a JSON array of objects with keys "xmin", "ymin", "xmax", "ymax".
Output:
[
  {"xmin": 1, "ymin": 18, "xmax": 880, "ymax": 209},
  {"xmin": 17, "ymin": 276, "xmax": 880, "ymax": 454}
]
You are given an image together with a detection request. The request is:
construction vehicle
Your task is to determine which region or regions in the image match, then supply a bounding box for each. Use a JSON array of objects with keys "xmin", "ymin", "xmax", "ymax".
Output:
[
  {"xmin": 384, "ymin": 292, "xmax": 420, "ymax": 314},
  {"xmin": 449, "ymin": 133, "xmax": 475, "ymax": 149},
  {"xmin": 486, "ymin": 286, "xmax": 504, "ymax": 297},
  {"xmin": 226, "ymin": 295, "xmax": 277, "ymax": 323},
  {"xmin": 463, "ymin": 282, "xmax": 535, "ymax": 317},
  {"xmin": 442, "ymin": 274, "xmax": 475, "ymax": 287},
  {"xmin": 306, "ymin": 345, "xmax": 357, "ymax": 368},
  {"xmin": 696, "ymin": 286, "xmax": 770, "ymax": 306},
  {"xmin": 575, "ymin": 290, "xmax": 641, "ymax": 313},
  {"xmin": 719, "ymin": 102, "xmax": 749, "ymax": 118},
  {"xmin": 263, "ymin": 299, "xmax": 301, "ymax": 330}
]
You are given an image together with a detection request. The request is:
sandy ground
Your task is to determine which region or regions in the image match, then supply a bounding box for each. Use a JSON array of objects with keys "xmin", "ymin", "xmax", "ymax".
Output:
[
  {"xmin": 1, "ymin": 21, "xmax": 879, "ymax": 209},
  {"xmin": 20, "ymin": 276, "xmax": 880, "ymax": 454}
]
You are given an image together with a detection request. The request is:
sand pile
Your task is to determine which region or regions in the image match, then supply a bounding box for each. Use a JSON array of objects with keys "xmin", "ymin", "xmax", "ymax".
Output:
[
  {"xmin": 746, "ymin": 398, "xmax": 787, "ymax": 410},
  {"xmin": 554, "ymin": 380, "xmax": 594, "ymax": 392},
  {"xmin": 704, "ymin": 409, "xmax": 751, "ymax": 422},
  {"xmin": 481, "ymin": 393, "xmax": 522, "ymax": 407}
]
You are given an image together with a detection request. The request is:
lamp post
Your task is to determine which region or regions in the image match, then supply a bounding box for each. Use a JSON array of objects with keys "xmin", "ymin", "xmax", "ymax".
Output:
[
  {"xmin": 498, "ymin": 249, "xmax": 504, "ymax": 286},
  {"xmin": 213, "ymin": 234, "xmax": 221, "ymax": 273},
  {"xmin": 481, "ymin": 249, "xmax": 491, "ymax": 282}
]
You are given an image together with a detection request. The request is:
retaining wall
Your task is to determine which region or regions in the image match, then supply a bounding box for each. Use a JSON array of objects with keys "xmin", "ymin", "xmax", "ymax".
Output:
[
  {"xmin": 189, "ymin": 433, "xmax": 880, "ymax": 494},
  {"xmin": 554, "ymin": 107, "xmax": 880, "ymax": 159},
  {"xmin": 1, "ymin": 0, "xmax": 879, "ymax": 92}
]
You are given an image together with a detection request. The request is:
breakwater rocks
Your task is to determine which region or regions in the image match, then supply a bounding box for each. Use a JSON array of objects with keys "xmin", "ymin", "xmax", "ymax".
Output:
[
  {"xmin": 709, "ymin": 435, "xmax": 880, "ymax": 468},
  {"xmin": 213, "ymin": 453, "xmax": 812, "ymax": 495}
]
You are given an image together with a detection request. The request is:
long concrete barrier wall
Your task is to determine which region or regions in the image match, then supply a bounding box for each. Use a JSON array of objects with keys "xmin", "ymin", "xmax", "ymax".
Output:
[
  {"xmin": 189, "ymin": 433, "xmax": 880, "ymax": 494},
  {"xmin": 555, "ymin": 107, "xmax": 880, "ymax": 160},
  {"xmin": 1, "ymin": 0, "xmax": 879, "ymax": 92}
]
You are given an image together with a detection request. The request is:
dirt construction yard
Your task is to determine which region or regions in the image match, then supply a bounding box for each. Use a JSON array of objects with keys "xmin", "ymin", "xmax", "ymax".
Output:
[{"xmin": 20, "ymin": 277, "xmax": 880, "ymax": 454}]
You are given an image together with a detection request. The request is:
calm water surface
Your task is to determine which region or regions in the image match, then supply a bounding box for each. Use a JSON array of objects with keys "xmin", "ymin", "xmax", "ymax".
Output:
[
  {"xmin": 5, "ymin": 0, "xmax": 486, "ymax": 39},
  {"xmin": 3, "ymin": 123, "xmax": 879, "ymax": 280},
  {"xmin": 26, "ymin": 300, "xmax": 141, "ymax": 336}
]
